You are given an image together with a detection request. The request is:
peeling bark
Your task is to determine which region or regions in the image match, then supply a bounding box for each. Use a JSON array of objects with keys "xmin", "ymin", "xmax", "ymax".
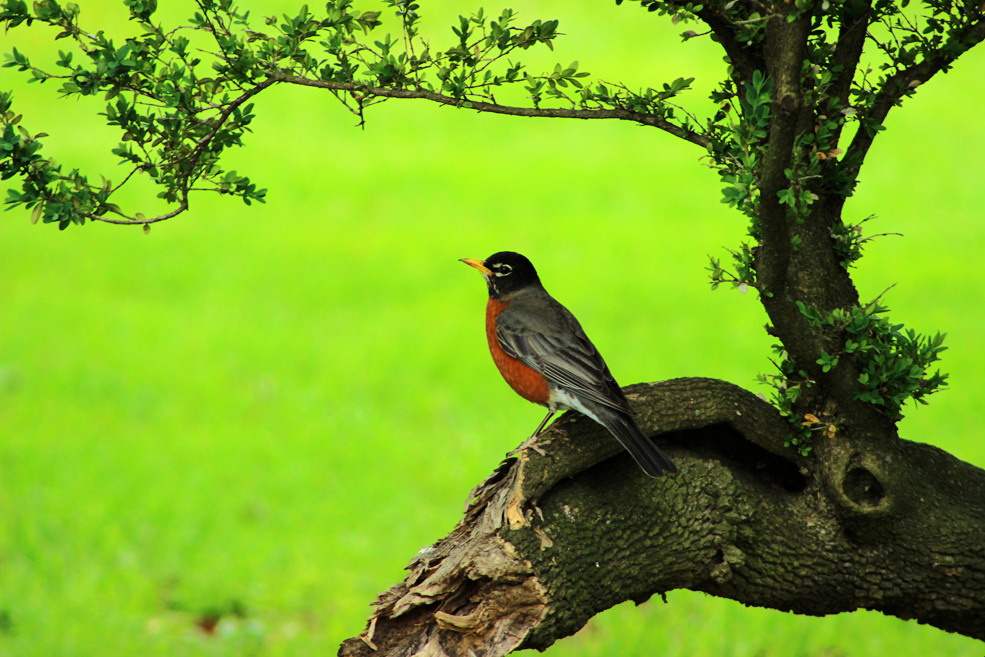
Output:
[{"xmin": 338, "ymin": 378, "xmax": 985, "ymax": 657}]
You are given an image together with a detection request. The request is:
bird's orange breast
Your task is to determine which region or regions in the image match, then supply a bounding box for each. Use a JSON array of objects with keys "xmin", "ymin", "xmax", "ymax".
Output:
[{"xmin": 485, "ymin": 298, "xmax": 551, "ymax": 405}]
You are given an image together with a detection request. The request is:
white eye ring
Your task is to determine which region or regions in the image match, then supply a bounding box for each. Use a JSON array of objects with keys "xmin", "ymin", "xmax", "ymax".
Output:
[{"xmin": 492, "ymin": 263, "xmax": 512, "ymax": 277}]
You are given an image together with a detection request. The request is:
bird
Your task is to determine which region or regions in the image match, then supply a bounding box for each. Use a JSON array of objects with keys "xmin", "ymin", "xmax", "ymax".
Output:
[{"xmin": 460, "ymin": 251, "xmax": 676, "ymax": 477}]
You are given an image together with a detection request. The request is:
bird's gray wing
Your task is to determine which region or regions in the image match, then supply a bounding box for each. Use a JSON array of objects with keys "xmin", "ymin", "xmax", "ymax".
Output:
[{"xmin": 496, "ymin": 297, "xmax": 632, "ymax": 415}]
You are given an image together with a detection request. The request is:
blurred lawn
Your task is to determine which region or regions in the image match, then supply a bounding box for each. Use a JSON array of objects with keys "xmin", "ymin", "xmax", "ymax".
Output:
[{"xmin": 1, "ymin": 1, "xmax": 983, "ymax": 656}]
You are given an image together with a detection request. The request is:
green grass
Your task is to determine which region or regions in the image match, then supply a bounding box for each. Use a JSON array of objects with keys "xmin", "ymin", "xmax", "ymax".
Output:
[{"xmin": 1, "ymin": 1, "xmax": 984, "ymax": 655}]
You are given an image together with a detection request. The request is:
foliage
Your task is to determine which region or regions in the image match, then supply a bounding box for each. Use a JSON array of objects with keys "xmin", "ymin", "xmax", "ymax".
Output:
[
  {"xmin": 714, "ymin": 70, "xmax": 772, "ymax": 224},
  {"xmin": 0, "ymin": 0, "xmax": 696, "ymax": 228},
  {"xmin": 799, "ymin": 299, "xmax": 949, "ymax": 415}
]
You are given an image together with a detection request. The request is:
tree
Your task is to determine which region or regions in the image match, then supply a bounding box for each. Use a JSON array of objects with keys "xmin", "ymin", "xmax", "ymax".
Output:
[{"xmin": 2, "ymin": 0, "xmax": 984, "ymax": 653}]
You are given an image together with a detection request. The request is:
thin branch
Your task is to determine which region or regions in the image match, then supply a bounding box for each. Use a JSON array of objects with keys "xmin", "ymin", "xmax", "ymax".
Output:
[
  {"xmin": 88, "ymin": 76, "xmax": 278, "ymax": 226},
  {"xmin": 89, "ymin": 200, "xmax": 189, "ymax": 226},
  {"xmin": 267, "ymin": 72, "xmax": 712, "ymax": 149},
  {"xmin": 842, "ymin": 18, "xmax": 985, "ymax": 176},
  {"xmin": 825, "ymin": 0, "xmax": 873, "ymax": 124}
]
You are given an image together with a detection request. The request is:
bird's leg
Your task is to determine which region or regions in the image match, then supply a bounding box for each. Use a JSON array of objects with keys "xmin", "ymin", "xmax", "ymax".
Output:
[
  {"xmin": 531, "ymin": 409, "xmax": 557, "ymax": 438},
  {"xmin": 507, "ymin": 410, "xmax": 555, "ymax": 457}
]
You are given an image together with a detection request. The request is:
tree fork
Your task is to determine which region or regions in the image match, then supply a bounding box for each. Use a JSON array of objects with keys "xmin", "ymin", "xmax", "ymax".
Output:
[
  {"xmin": 750, "ymin": 5, "xmax": 895, "ymax": 441},
  {"xmin": 338, "ymin": 379, "xmax": 985, "ymax": 657}
]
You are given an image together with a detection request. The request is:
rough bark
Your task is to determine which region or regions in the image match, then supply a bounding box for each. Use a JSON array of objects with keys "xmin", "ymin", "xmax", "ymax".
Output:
[{"xmin": 338, "ymin": 378, "xmax": 985, "ymax": 657}]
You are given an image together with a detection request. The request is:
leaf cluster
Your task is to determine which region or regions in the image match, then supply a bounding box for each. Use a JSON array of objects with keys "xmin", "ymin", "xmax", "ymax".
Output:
[
  {"xmin": 760, "ymin": 295, "xmax": 948, "ymax": 454},
  {"xmin": 797, "ymin": 299, "xmax": 948, "ymax": 419},
  {"xmin": 1, "ymin": 0, "xmax": 271, "ymax": 228}
]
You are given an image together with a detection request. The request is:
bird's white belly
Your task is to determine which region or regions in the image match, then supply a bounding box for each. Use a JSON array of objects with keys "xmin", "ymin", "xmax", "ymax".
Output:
[{"xmin": 547, "ymin": 388, "xmax": 601, "ymax": 424}]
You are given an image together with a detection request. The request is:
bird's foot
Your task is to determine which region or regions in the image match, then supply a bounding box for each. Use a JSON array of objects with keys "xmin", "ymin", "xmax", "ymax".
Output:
[{"xmin": 508, "ymin": 434, "xmax": 548, "ymax": 457}]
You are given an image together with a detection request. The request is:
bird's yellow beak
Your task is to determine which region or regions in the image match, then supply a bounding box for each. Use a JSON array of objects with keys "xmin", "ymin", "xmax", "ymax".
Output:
[{"xmin": 459, "ymin": 258, "xmax": 492, "ymax": 276}]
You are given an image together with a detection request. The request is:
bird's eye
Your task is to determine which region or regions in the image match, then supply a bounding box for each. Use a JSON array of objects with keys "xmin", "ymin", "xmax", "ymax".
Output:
[{"xmin": 492, "ymin": 263, "xmax": 512, "ymax": 277}]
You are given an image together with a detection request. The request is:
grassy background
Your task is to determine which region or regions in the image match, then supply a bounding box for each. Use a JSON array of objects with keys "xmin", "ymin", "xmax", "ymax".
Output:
[{"xmin": 1, "ymin": 1, "xmax": 983, "ymax": 655}]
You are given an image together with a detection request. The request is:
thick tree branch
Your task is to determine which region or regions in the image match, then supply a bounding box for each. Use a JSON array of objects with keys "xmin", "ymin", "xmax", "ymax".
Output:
[
  {"xmin": 748, "ymin": 5, "xmax": 899, "ymax": 442},
  {"xmin": 750, "ymin": 9, "xmax": 834, "ymax": 396},
  {"xmin": 267, "ymin": 71, "xmax": 712, "ymax": 150},
  {"xmin": 338, "ymin": 378, "xmax": 985, "ymax": 657},
  {"xmin": 754, "ymin": 9, "xmax": 811, "ymax": 295}
]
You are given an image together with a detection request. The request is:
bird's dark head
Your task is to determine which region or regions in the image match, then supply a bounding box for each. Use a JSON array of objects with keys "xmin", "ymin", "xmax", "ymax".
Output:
[{"xmin": 460, "ymin": 251, "xmax": 541, "ymax": 299}]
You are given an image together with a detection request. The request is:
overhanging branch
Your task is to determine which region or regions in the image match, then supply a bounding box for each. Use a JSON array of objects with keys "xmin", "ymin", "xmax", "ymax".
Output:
[{"xmin": 267, "ymin": 72, "xmax": 713, "ymax": 150}]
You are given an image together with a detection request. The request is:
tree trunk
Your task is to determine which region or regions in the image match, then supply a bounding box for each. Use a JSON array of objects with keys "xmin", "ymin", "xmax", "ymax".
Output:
[{"xmin": 338, "ymin": 378, "xmax": 985, "ymax": 657}]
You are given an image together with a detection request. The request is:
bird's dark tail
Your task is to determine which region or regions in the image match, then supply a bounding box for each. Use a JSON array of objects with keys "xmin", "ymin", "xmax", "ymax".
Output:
[{"xmin": 597, "ymin": 410, "xmax": 676, "ymax": 477}]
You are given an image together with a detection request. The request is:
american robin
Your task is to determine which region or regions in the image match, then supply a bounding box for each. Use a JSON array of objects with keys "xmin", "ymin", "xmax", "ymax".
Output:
[{"xmin": 460, "ymin": 251, "xmax": 676, "ymax": 477}]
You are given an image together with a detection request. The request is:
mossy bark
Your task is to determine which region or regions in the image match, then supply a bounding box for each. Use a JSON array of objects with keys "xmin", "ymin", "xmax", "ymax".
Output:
[{"xmin": 338, "ymin": 378, "xmax": 985, "ymax": 657}]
